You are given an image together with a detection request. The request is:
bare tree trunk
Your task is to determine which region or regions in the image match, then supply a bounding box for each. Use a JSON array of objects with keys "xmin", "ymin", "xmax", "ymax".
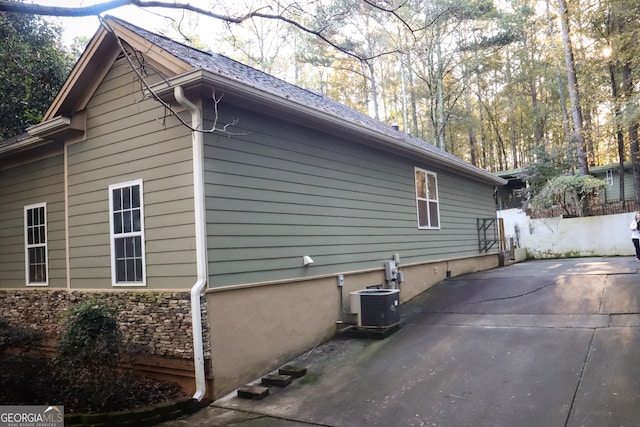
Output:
[
  {"xmin": 364, "ymin": 60, "xmax": 380, "ymax": 121},
  {"xmin": 401, "ymin": 34, "xmax": 419, "ymax": 137},
  {"xmin": 521, "ymin": 37, "xmax": 544, "ymax": 146},
  {"xmin": 545, "ymin": 0, "xmax": 571, "ymax": 141},
  {"xmin": 607, "ymin": 60, "xmax": 626, "ymax": 204},
  {"xmin": 629, "ymin": 122, "xmax": 640, "ymax": 203},
  {"xmin": 584, "ymin": 107, "xmax": 594, "ymax": 166},
  {"xmin": 479, "ymin": 98, "xmax": 506, "ymax": 171},
  {"xmin": 400, "ymin": 56, "xmax": 408, "ymax": 132},
  {"xmin": 479, "ymin": 105, "xmax": 487, "ymax": 169},
  {"xmin": 406, "ymin": 52, "xmax": 419, "ymax": 137},
  {"xmin": 435, "ymin": 34, "xmax": 446, "ymax": 151},
  {"xmin": 504, "ymin": 48, "xmax": 518, "ymax": 169},
  {"xmin": 622, "ymin": 63, "xmax": 640, "ymax": 203},
  {"xmin": 556, "ymin": 69, "xmax": 572, "ymax": 141},
  {"xmin": 617, "ymin": 127, "xmax": 626, "ymax": 204},
  {"xmin": 464, "ymin": 83, "xmax": 477, "ymax": 166},
  {"xmin": 557, "ymin": 0, "xmax": 588, "ymax": 175}
]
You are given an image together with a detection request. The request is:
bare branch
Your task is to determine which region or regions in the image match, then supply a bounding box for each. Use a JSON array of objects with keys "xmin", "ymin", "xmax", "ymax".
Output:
[
  {"xmin": 99, "ymin": 17, "xmax": 244, "ymax": 136},
  {"xmin": 0, "ymin": 0, "xmax": 131, "ymax": 16},
  {"xmin": 360, "ymin": 0, "xmax": 417, "ymax": 35},
  {"xmin": 0, "ymin": 0, "xmax": 405, "ymax": 61}
]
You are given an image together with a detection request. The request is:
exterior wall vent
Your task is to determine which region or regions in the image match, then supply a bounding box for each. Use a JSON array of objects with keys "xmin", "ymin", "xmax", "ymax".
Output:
[{"xmin": 350, "ymin": 289, "xmax": 400, "ymax": 328}]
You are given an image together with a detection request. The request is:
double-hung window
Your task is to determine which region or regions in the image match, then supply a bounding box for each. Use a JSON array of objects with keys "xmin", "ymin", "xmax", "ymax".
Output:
[
  {"xmin": 415, "ymin": 167, "xmax": 440, "ymax": 229},
  {"xmin": 24, "ymin": 203, "xmax": 48, "ymax": 286},
  {"xmin": 109, "ymin": 180, "xmax": 146, "ymax": 286}
]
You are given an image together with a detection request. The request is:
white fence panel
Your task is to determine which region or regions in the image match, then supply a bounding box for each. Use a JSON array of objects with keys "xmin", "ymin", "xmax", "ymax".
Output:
[{"xmin": 497, "ymin": 209, "xmax": 637, "ymax": 259}]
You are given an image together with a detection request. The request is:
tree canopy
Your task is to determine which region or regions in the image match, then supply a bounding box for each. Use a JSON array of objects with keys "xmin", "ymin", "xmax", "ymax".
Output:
[{"xmin": 0, "ymin": 11, "xmax": 73, "ymax": 140}]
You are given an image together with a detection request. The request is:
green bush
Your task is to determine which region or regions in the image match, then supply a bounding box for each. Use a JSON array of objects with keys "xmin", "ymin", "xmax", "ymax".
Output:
[
  {"xmin": 529, "ymin": 174, "xmax": 607, "ymax": 217},
  {"xmin": 56, "ymin": 301, "xmax": 123, "ymax": 371},
  {"xmin": 55, "ymin": 301, "xmax": 128, "ymax": 410}
]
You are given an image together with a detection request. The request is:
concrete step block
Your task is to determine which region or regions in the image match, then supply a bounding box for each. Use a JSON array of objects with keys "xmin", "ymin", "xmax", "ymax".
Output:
[
  {"xmin": 261, "ymin": 374, "xmax": 293, "ymax": 387},
  {"xmin": 279, "ymin": 364, "xmax": 307, "ymax": 378},
  {"xmin": 237, "ymin": 384, "xmax": 270, "ymax": 400}
]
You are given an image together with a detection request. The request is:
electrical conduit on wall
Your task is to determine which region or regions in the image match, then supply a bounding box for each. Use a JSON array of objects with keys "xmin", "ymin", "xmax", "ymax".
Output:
[{"xmin": 174, "ymin": 86, "xmax": 207, "ymax": 401}]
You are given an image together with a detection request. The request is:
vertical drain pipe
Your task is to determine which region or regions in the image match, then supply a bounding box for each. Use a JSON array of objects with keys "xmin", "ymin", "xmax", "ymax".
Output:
[{"xmin": 174, "ymin": 86, "xmax": 207, "ymax": 401}]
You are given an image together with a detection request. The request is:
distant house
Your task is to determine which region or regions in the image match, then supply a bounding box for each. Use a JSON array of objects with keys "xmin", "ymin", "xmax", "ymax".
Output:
[
  {"xmin": 495, "ymin": 163, "xmax": 636, "ymax": 214},
  {"xmin": 0, "ymin": 17, "xmax": 506, "ymax": 400},
  {"xmin": 495, "ymin": 168, "xmax": 527, "ymax": 211},
  {"xmin": 589, "ymin": 162, "xmax": 635, "ymax": 203}
]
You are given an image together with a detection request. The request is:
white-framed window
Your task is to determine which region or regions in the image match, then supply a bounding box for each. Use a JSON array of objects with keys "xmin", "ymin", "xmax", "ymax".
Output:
[
  {"xmin": 109, "ymin": 180, "xmax": 146, "ymax": 286},
  {"xmin": 24, "ymin": 203, "xmax": 49, "ymax": 286},
  {"xmin": 415, "ymin": 167, "xmax": 440, "ymax": 229},
  {"xmin": 606, "ymin": 169, "xmax": 614, "ymax": 186}
]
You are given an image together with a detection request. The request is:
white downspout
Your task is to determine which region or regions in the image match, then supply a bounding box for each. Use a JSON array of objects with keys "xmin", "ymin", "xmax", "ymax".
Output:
[{"xmin": 174, "ymin": 86, "xmax": 207, "ymax": 401}]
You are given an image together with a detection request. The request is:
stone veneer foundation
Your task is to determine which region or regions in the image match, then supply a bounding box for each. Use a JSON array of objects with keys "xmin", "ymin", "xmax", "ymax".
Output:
[{"xmin": 0, "ymin": 289, "xmax": 209, "ymax": 361}]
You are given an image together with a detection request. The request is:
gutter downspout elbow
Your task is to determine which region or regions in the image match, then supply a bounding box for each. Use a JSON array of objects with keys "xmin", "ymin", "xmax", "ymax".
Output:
[{"xmin": 175, "ymin": 86, "xmax": 208, "ymax": 402}]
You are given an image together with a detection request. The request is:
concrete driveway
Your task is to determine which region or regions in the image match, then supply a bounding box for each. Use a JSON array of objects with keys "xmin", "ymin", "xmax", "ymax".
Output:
[{"xmin": 165, "ymin": 257, "xmax": 640, "ymax": 427}]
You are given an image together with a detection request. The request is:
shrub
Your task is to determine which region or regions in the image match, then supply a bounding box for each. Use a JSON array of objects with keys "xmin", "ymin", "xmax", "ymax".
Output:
[
  {"xmin": 55, "ymin": 300, "xmax": 125, "ymax": 407},
  {"xmin": 56, "ymin": 301, "xmax": 123, "ymax": 372},
  {"xmin": 529, "ymin": 174, "xmax": 607, "ymax": 217}
]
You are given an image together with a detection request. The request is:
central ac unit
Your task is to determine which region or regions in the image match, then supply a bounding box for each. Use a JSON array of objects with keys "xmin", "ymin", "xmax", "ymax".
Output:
[{"xmin": 350, "ymin": 289, "xmax": 400, "ymax": 328}]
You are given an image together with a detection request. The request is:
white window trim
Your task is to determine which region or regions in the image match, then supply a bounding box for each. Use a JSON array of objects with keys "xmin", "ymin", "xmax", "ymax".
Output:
[
  {"xmin": 109, "ymin": 179, "xmax": 147, "ymax": 287},
  {"xmin": 606, "ymin": 170, "xmax": 614, "ymax": 186},
  {"xmin": 24, "ymin": 202, "xmax": 49, "ymax": 286},
  {"xmin": 414, "ymin": 167, "xmax": 441, "ymax": 230}
]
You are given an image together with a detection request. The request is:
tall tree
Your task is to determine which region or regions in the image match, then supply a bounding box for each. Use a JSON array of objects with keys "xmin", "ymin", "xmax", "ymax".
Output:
[
  {"xmin": 545, "ymin": 0, "xmax": 571, "ymax": 143},
  {"xmin": 622, "ymin": 64, "xmax": 640, "ymax": 202},
  {"xmin": 557, "ymin": 0, "xmax": 588, "ymax": 175},
  {"xmin": 614, "ymin": 2, "xmax": 640, "ymax": 203},
  {"xmin": 0, "ymin": 12, "xmax": 72, "ymax": 140}
]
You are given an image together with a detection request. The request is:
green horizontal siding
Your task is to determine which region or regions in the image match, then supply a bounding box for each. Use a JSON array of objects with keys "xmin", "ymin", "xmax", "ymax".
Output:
[
  {"xmin": 66, "ymin": 58, "xmax": 197, "ymax": 290},
  {"xmin": 203, "ymin": 103, "xmax": 497, "ymax": 287},
  {"xmin": 0, "ymin": 155, "xmax": 66, "ymax": 288}
]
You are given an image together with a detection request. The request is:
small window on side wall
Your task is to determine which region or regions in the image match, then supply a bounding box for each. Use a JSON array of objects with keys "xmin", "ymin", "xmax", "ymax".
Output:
[
  {"xmin": 415, "ymin": 167, "xmax": 440, "ymax": 229},
  {"xmin": 24, "ymin": 203, "xmax": 48, "ymax": 286},
  {"xmin": 606, "ymin": 170, "xmax": 614, "ymax": 186},
  {"xmin": 109, "ymin": 180, "xmax": 146, "ymax": 286}
]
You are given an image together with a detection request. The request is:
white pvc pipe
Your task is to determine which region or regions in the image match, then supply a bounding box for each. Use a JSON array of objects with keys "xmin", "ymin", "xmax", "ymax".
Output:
[{"xmin": 174, "ymin": 86, "xmax": 207, "ymax": 401}]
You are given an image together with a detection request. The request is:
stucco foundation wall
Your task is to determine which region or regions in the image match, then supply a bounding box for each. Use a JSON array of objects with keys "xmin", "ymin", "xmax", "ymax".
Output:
[
  {"xmin": 0, "ymin": 290, "xmax": 207, "ymax": 360},
  {"xmin": 207, "ymin": 277, "xmax": 340, "ymax": 399},
  {"xmin": 206, "ymin": 254, "xmax": 499, "ymax": 399},
  {"xmin": 498, "ymin": 209, "xmax": 636, "ymax": 258},
  {"xmin": 399, "ymin": 254, "xmax": 499, "ymax": 302}
]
